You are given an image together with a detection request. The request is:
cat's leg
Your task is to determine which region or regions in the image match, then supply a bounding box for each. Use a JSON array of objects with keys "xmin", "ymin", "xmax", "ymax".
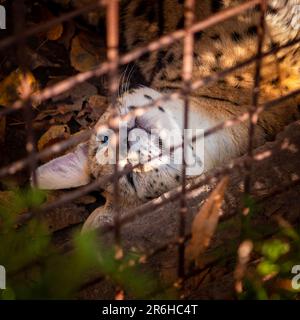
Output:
[{"xmin": 81, "ymin": 195, "xmax": 116, "ymax": 233}]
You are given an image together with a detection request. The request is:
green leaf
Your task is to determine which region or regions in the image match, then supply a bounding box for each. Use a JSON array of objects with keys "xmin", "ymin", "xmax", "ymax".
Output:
[
  {"xmin": 261, "ymin": 239, "xmax": 290, "ymax": 262},
  {"xmin": 257, "ymin": 260, "xmax": 279, "ymax": 276}
]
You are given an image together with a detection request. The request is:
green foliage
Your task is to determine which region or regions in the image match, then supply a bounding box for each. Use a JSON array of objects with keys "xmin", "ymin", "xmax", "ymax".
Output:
[
  {"xmin": 0, "ymin": 188, "xmax": 168, "ymax": 299},
  {"xmin": 238, "ymin": 196, "xmax": 300, "ymax": 300},
  {"xmin": 2, "ymin": 189, "xmax": 298, "ymax": 300},
  {"xmin": 240, "ymin": 194, "xmax": 261, "ymax": 240},
  {"xmin": 261, "ymin": 239, "xmax": 290, "ymax": 263}
]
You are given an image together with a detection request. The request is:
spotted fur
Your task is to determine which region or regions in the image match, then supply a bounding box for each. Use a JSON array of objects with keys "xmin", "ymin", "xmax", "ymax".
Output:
[{"xmin": 123, "ymin": 0, "xmax": 300, "ymax": 135}]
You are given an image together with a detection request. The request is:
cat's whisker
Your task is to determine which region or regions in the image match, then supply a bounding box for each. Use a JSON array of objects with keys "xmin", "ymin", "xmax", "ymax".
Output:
[
  {"xmin": 126, "ymin": 64, "xmax": 136, "ymax": 94},
  {"xmin": 121, "ymin": 64, "xmax": 130, "ymax": 96}
]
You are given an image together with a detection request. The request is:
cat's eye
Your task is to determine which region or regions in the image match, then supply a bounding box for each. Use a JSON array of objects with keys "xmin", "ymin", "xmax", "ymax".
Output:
[
  {"xmin": 102, "ymin": 135, "xmax": 109, "ymax": 143},
  {"xmin": 96, "ymin": 135, "xmax": 109, "ymax": 144}
]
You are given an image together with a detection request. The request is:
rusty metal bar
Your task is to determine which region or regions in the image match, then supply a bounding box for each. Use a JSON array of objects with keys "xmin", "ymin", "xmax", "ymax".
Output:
[
  {"xmin": 13, "ymin": 0, "xmax": 38, "ymax": 186},
  {"xmin": 244, "ymin": 0, "xmax": 267, "ymax": 195},
  {"xmin": 105, "ymin": 0, "xmax": 123, "ymax": 299},
  {"xmin": 178, "ymin": 0, "xmax": 196, "ymax": 291},
  {"xmin": 106, "ymin": 0, "xmax": 122, "ymax": 252}
]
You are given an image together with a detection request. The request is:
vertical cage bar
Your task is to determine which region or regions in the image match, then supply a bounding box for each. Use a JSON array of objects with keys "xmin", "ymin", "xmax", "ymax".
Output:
[
  {"xmin": 244, "ymin": 0, "xmax": 266, "ymax": 195},
  {"xmin": 106, "ymin": 1, "xmax": 121, "ymax": 247},
  {"xmin": 177, "ymin": 0, "xmax": 195, "ymax": 292},
  {"xmin": 13, "ymin": 0, "xmax": 38, "ymax": 187}
]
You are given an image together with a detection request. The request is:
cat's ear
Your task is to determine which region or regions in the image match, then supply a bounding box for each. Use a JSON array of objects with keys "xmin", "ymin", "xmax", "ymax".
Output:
[{"xmin": 33, "ymin": 142, "xmax": 90, "ymax": 190}]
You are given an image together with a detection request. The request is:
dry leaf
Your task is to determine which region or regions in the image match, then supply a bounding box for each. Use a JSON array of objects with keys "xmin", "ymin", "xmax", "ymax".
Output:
[
  {"xmin": 35, "ymin": 6, "xmax": 63, "ymax": 41},
  {"xmin": 38, "ymin": 124, "xmax": 70, "ymax": 151},
  {"xmin": 87, "ymin": 95, "xmax": 107, "ymax": 113},
  {"xmin": 0, "ymin": 69, "xmax": 39, "ymax": 107},
  {"xmin": 47, "ymin": 23, "xmax": 64, "ymax": 41},
  {"xmin": 76, "ymin": 95, "xmax": 107, "ymax": 127},
  {"xmin": 70, "ymin": 34, "xmax": 101, "ymax": 72},
  {"xmin": 70, "ymin": 33, "xmax": 102, "ymax": 72},
  {"xmin": 33, "ymin": 82, "xmax": 98, "ymax": 129},
  {"xmin": 37, "ymin": 125, "xmax": 70, "ymax": 161},
  {"xmin": 186, "ymin": 176, "xmax": 229, "ymax": 266},
  {"xmin": 77, "ymin": 31, "xmax": 104, "ymax": 57},
  {"xmin": 49, "ymin": 113, "xmax": 73, "ymax": 126}
]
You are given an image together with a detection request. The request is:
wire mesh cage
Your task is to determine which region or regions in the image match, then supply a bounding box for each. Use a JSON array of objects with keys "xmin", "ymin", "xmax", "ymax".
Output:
[{"xmin": 1, "ymin": 0, "xmax": 300, "ymax": 299}]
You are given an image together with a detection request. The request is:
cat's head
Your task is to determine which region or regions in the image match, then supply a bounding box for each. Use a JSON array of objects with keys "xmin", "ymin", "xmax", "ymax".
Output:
[{"xmin": 35, "ymin": 87, "xmax": 190, "ymax": 202}]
